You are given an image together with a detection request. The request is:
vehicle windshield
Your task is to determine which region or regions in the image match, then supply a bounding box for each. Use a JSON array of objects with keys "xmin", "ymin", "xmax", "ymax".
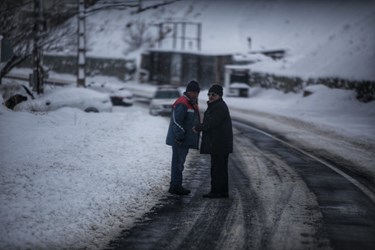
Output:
[{"xmin": 154, "ymin": 90, "xmax": 180, "ymax": 99}]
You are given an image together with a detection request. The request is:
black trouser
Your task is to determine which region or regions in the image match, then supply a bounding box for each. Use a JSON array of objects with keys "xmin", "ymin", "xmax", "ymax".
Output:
[{"xmin": 210, "ymin": 154, "xmax": 229, "ymax": 194}]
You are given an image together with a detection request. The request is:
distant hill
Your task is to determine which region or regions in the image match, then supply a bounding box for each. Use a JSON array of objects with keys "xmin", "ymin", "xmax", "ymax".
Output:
[{"xmin": 47, "ymin": 0, "xmax": 375, "ymax": 81}]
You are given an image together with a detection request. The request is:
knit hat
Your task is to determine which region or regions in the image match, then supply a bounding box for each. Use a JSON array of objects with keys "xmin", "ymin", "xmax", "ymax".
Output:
[
  {"xmin": 186, "ymin": 80, "xmax": 200, "ymax": 93},
  {"xmin": 208, "ymin": 84, "xmax": 223, "ymax": 97}
]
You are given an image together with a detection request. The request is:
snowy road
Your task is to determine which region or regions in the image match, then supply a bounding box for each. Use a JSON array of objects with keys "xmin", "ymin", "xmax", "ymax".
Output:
[
  {"xmin": 1, "ymin": 86, "xmax": 374, "ymax": 249},
  {"xmin": 106, "ymin": 119, "xmax": 375, "ymax": 250}
]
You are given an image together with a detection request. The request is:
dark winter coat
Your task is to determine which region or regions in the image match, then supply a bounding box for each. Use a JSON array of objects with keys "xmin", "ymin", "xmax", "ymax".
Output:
[
  {"xmin": 200, "ymin": 98, "xmax": 233, "ymax": 155},
  {"xmin": 166, "ymin": 94, "xmax": 201, "ymax": 149}
]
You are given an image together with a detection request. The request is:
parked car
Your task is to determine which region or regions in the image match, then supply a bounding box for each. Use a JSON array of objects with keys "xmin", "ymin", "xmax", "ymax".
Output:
[
  {"xmin": 109, "ymin": 87, "xmax": 134, "ymax": 106},
  {"xmin": 0, "ymin": 82, "xmax": 35, "ymax": 110},
  {"xmin": 87, "ymin": 82, "xmax": 134, "ymax": 107},
  {"xmin": 15, "ymin": 87, "xmax": 113, "ymax": 113},
  {"xmin": 149, "ymin": 86, "xmax": 181, "ymax": 116}
]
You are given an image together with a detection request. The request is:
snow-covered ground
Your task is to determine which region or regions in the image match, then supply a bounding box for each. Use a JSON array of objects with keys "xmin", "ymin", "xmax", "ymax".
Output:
[
  {"xmin": 1, "ymin": 75, "xmax": 374, "ymax": 249},
  {"xmin": 1, "ymin": 0, "xmax": 375, "ymax": 248},
  {"xmin": 224, "ymin": 85, "xmax": 375, "ymax": 183},
  {"xmin": 0, "ymin": 96, "xmax": 171, "ymax": 249}
]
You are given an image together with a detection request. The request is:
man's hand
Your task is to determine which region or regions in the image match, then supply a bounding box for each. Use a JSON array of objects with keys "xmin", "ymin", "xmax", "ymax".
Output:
[
  {"xmin": 193, "ymin": 124, "xmax": 204, "ymax": 133},
  {"xmin": 175, "ymin": 139, "xmax": 183, "ymax": 145}
]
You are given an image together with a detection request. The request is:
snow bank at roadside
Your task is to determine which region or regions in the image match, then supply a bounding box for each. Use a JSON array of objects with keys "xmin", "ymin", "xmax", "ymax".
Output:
[
  {"xmin": 223, "ymin": 85, "xmax": 375, "ymax": 140},
  {"xmin": 218, "ymin": 85, "xmax": 375, "ymax": 183},
  {"xmin": 0, "ymin": 106, "xmax": 171, "ymax": 249}
]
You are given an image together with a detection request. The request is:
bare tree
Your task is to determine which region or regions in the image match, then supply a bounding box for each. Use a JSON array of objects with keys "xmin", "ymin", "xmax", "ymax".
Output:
[
  {"xmin": 79, "ymin": 0, "xmax": 180, "ymax": 86},
  {"xmin": 89, "ymin": 0, "xmax": 180, "ymax": 54},
  {"xmin": 0, "ymin": 1, "xmax": 34, "ymax": 84},
  {"xmin": 0, "ymin": 0, "xmax": 93, "ymax": 85},
  {"xmin": 123, "ymin": 20, "xmax": 156, "ymax": 52},
  {"xmin": 0, "ymin": 0, "xmax": 180, "ymax": 86},
  {"xmin": 85, "ymin": 0, "xmax": 179, "ymax": 16}
]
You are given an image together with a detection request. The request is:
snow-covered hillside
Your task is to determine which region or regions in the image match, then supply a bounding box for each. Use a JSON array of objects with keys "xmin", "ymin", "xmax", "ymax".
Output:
[{"xmin": 49, "ymin": 0, "xmax": 375, "ymax": 81}]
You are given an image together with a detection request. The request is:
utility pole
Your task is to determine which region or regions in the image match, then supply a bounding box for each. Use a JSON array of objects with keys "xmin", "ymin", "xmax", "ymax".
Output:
[
  {"xmin": 0, "ymin": 35, "xmax": 2, "ymax": 63},
  {"xmin": 32, "ymin": 0, "xmax": 45, "ymax": 94},
  {"xmin": 181, "ymin": 22, "xmax": 186, "ymax": 50},
  {"xmin": 158, "ymin": 23, "xmax": 163, "ymax": 49},
  {"xmin": 77, "ymin": 0, "xmax": 86, "ymax": 87},
  {"xmin": 138, "ymin": 0, "xmax": 142, "ymax": 12},
  {"xmin": 197, "ymin": 23, "xmax": 201, "ymax": 51}
]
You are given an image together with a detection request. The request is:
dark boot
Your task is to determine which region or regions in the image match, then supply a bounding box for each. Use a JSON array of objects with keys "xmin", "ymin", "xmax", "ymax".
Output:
[
  {"xmin": 168, "ymin": 185, "xmax": 191, "ymax": 195},
  {"xmin": 202, "ymin": 192, "xmax": 229, "ymax": 198}
]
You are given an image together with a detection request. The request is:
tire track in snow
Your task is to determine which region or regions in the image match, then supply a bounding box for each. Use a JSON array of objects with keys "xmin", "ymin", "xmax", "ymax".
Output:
[{"xmin": 106, "ymin": 120, "xmax": 374, "ymax": 250}]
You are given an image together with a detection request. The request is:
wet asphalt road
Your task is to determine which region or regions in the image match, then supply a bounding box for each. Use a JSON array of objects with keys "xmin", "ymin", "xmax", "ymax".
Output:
[{"xmin": 106, "ymin": 120, "xmax": 375, "ymax": 250}]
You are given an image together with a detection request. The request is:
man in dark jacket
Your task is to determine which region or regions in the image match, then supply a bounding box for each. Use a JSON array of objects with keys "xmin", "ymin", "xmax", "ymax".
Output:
[
  {"xmin": 166, "ymin": 80, "xmax": 201, "ymax": 195},
  {"xmin": 194, "ymin": 84, "xmax": 233, "ymax": 198}
]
